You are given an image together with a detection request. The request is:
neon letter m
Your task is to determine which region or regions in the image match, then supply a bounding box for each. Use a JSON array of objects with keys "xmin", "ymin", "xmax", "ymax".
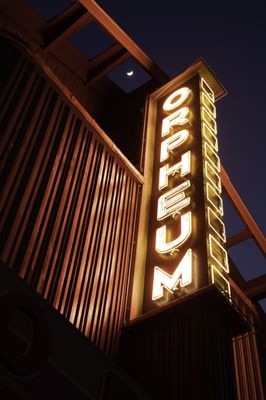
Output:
[{"xmin": 152, "ymin": 249, "xmax": 192, "ymax": 301}]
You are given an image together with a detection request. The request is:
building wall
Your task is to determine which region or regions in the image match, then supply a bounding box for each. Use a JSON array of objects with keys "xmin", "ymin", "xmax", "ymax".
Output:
[
  {"xmin": 233, "ymin": 331, "xmax": 265, "ymax": 399},
  {"xmin": 0, "ymin": 263, "xmax": 152, "ymax": 400},
  {"xmin": 0, "ymin": 27, "xmax": 265, "ymax": 399},
  {"xmin": 0, "ymin": 37, "xmax": 141, "ymax": 357},
  {"xmin": 230, "ymin": 282, "xmax": 265, "ymax": 399}
]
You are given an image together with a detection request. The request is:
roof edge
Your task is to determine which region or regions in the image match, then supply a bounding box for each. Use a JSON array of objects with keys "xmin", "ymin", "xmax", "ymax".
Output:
[{"xmin": 150, "ymin": 57, "xmax": 227, "ymax": 101}]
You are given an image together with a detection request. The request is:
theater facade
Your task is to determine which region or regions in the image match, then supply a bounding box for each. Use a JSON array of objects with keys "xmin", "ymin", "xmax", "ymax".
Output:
[{"xmin": 0, "ymin": 1, "xmax": 265, "ymax": 399}]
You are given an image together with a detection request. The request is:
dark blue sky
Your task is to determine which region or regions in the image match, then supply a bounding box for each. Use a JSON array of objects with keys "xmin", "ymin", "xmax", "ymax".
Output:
[
  {"xmin": 27, "ymin": 1, "xmax": 265, "ymax": 288},
  {"xmin": 96, "ymin": 0, "xmax": 266, "ymax": 286}
]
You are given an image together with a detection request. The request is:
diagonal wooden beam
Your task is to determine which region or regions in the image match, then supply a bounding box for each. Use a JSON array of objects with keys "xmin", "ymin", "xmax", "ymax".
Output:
[
  {"xmin": 86, "ymin": 43, "xmax": 130, "ymax": 85},
  {"xmin": 244, "ymin": 275, "xmax": 266, "ymax": 301},
  {"xmin": 43, "ymin": 2, "xmax": 93, "ymax": 51},
  {"xmin": 226, "ymin": 229, "xmax": 252, "ymax": 249},
  {"xmin": 229, "ymin": 277, "xmax": 259, "ymax": 314},
  {"xmin": 78, "ymin": 0, "xmax": 169, "ymax": 84},
  {"xmin": 221, "ymin": 165, "xmax": 266, "ymax": 255}
]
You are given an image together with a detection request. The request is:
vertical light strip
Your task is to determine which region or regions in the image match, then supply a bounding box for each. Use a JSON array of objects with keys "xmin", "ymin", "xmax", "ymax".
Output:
[{"xmin": 200, "ymin": 77, "xmax": 231, "ymax": 298}]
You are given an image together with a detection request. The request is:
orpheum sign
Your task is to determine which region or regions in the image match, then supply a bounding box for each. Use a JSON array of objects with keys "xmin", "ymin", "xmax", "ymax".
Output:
[{"xmin": 143, "ymin": 61, "xmax": 231, "ymax": 312}]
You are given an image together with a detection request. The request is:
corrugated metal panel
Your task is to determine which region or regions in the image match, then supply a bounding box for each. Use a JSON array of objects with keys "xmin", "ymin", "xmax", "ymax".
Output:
[
  {"xmin": 118, "ymin": 287, "xmax": 240, "ymax": 400},
  {"xmin": 233, "ymin": 332, "xmax": 265, "ymax": 400},
  {"xmin": 230, "ymin": 278, "xmax": 265, "ymax": 399},
  {"xmin": 0, "ymin": 38, "xmax": 140, "ymax": 357}
]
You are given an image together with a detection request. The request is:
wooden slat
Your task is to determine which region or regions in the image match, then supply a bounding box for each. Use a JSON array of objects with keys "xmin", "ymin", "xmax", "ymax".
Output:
[
  {"xmin": 0, "ymin": 40, "xmax": 141, "ymax": 358},
  {"xmin": 233, "ymin": 332, "xmax": 265, "ymax": 400}
]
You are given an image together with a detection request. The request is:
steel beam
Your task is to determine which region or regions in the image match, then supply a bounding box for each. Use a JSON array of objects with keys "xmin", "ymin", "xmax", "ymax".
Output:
[
  {"xmin": 221, "ymin": 165, "xmax": 266, "ymax": 255},
  {"xmin": 78, "ymin": 0, "xmax": 168, "ymax": 84}
]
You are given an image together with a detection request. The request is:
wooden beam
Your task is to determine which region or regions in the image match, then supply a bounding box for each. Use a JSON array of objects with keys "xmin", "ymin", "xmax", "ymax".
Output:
[
  {"xmin": 78, "ymin": 0, "xmax": 169, "ymax": 84},
  {"xmin": 43, "ymin": 2, "xmax": 93, "ymax": 51},
  {"xmin": 86, "ymin": 43, "xmax": 129, "ymax": 85},
  {"xmin": 221, "ymin": 165, "xmax": 266, "ymax": 255},
  {"xmin": 244, "ymin": 275, "xmax": 266, "ymax": 301},
  {"xmin": 229, "ymin": 277, "xmax": 259, "ymax": 317},
  {"xmin": 226, "ymin": 229, "xmax": 252, "ymax": 248}
]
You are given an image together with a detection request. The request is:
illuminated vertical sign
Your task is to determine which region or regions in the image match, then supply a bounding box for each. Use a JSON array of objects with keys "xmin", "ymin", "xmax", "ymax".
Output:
[
  {"xmin": 142, "ymin": 63, "xmax": 230, "ymax": 312},
  {"xmin": 153, "ymin": 87, "xmax": 193, "ymax": 300},
  {"xmin": 200, "ymin": 77, "xmax": 231, "ymax": 297}
]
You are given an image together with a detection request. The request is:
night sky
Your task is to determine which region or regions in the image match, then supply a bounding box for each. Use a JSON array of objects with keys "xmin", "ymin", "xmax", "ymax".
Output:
[
  {"xmin": 95, "ymin": 0, "xmax": 266, "ymax": 281},
  {"xmin": 27, "ymin": 1, "xmax": 265, "ymax": 300}
]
